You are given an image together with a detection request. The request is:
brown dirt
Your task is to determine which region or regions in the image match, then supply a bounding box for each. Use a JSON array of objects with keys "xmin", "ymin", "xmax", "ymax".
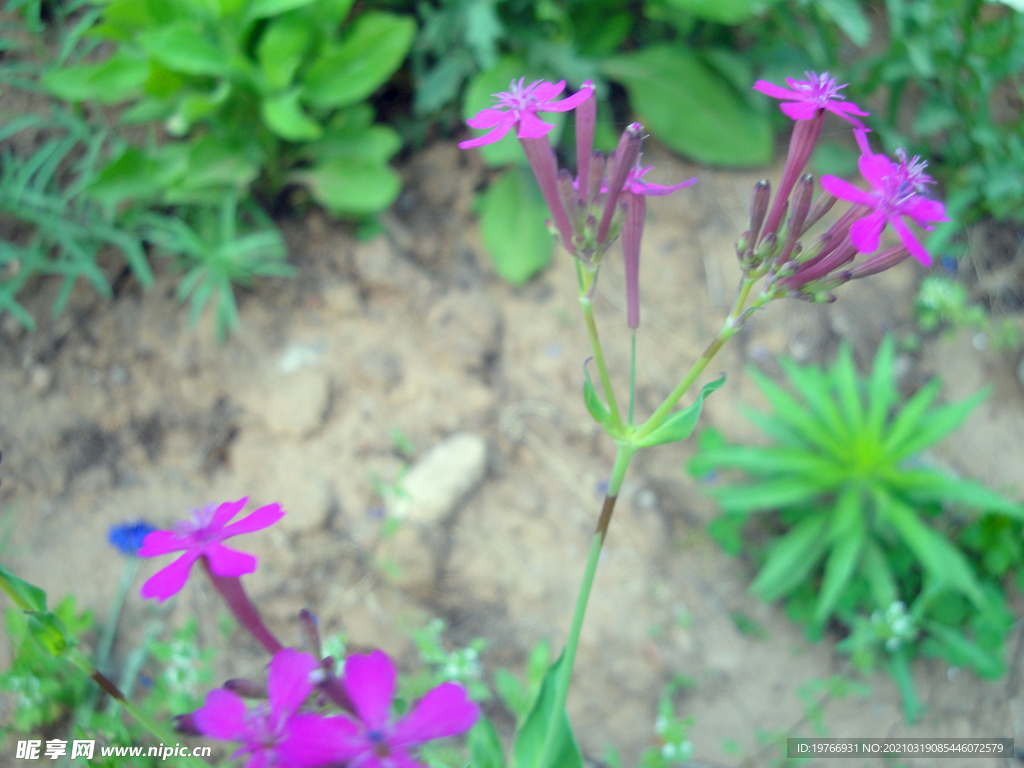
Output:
[{"xmin": 1, "ymin": 137, "xmax": 1024, "ymax": 768}]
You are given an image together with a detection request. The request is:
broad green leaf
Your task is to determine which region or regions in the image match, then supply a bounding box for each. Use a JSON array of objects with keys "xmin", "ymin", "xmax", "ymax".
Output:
[
  {"xmin": 243, "ymin": 0, "xmax": 318, "ymax": 21},
  {"xmin": 880, "ymin": 377, "xmax": 941, "ymax": 455},
  {"xmin": 751, "ymin": 514, "xmax": 829, "ymax": 601},
  {"xmin": 462, "ymin": 56, "xmax": 565, "ymax": 169},
  {"xmin": 865, "ymin": 335, "xmax": 897, "ymax": 439},
  {"xmin": 877, "ymin": 492, "xmax": 985, "ymax": 607},
  {"xmin": 582, "ymin": 360, "xmax": 613, "ymax": 429},
  {"xmin": 303, "ymin": 13, "xmax": 415, "ymax": 109},
  {"xmin": 261, "ymin": 90, "xmax": 323, "ymax": 141},
  {"xmin": 87, "ymin": 146, "xmax": 176, "ymax": 207},
  {"xmin": 888, "ymin": 470, "xmax": 1024, "ymax": 519},
  {"xmin": 292, "ymin": 158, "xmax": 401, "ymax": 215},
  {"xmin": 512, "ymin": 652, "xmax": 583, "ymax": 768},
  {"xmin": 138, "ymin": 21, "xmax": 231, "ymax": 76},
  {"xmin": 815, "ymin": 487, "xmax": 865, "ymax": 623},
  {"xmin": 601, "ymin": 45, "xmax": 771, "ymax": 167},
  {"xmin": 887, "ymin": 387, "xmax": 989, "ymax": 463},
  {"xmin": 815, "ymin": 0, "xmax": 871, "ymax": 46},
  {"xmin": 494, "ymin": 668, "xmax": 530, "ymax": 719},
  {"xmin": 26, "ymin": 611, "xmax": 76, "ymax": 656},
  {"xmin": 662, "ymin": 0, "xmax": 755, "ymax": 24},
  {"xmin": 165, "ymin": 81, "xmax": 231, "ymax": 136},
  {"xmin": 478, "ymin": 166, "xmax": 553, "ymax": 285},
  {"xmin": 747, "ymin": 367, "xmax": 847, "ymax": 455},
  {"xmin": 257, "ymin": 12, "xmax": 312, "ymax": 91},
  {"xmin": 468, "ymin": 717, "xmax": 506, "ymax": 768},
  {"xmin": 0, "ymin": 563, "xmax": 48, "ymax": 613},
  {"xmin": 707, "ymin": 477, "xmax": 833, "ymax": 513},
  {"xmin": 169, "ymin": 137, "xmax": 261, "ymax": 200},
  {"xmin": 689, "ymin": 445, "xmax": 839, "ymax": 478},
  {"xmin": 831, "ymin": 342, "xmax": 864, "ymax": 432},
  {"xmin": 42, "ymin": 55, "xmax": 149, "ymax": 103},
  {"xmin": 861, "ymin": 539, "xmax": 897, "ymax": 608},
  {"xmin": 302, "ymin": 124, "xmax": 401, "ymax": 164},
  {"xmin": 634, "ymin": 375, "xmax": 725, "ymax": 448}
]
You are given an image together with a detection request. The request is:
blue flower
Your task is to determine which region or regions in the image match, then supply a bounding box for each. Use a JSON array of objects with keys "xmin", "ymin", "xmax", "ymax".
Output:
[{"xmin": 108, "ymin": 520, "xmax": 157, "ymax": 556}]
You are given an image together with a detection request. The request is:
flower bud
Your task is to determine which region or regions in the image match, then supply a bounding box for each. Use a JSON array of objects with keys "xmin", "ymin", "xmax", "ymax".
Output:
[
  {"xmin": 849, "ymin": 245, "xmax": 910, "ymax": 279},
  {"xmin": 747, "ymin": 180, "xmax": 770, "ymax": 257},
  {"xmin": 598, "ymin": 123, "xmax": 643, "ymax": 244},
  {"xmin": 588, "ymin": 151, "xmax": 606, "ymax": 207},
  {"xmin": 299, "ymin": 609, "xmax": 322, "ymax": 660},
  {"xmin": 778, "ymin": 174, "xmax": 814, "ymax": 264},
  {"xmin": 802, "ymin": 191, "xmax": 837, "ymax": 236},
  {"xmin": 224, "ymin": 678, "xmax": 269, "ymax": 698}
]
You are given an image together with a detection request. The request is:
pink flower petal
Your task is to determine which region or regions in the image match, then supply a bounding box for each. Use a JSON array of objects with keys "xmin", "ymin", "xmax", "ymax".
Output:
[
  {"xmin": 279, "ymin": 714, "xmax": 356, "ymax": 767},
  {"xmin": 390, "ymin": 682, "xmax": 480, "ymax": 747},
  {"xmin": 220, "ymin": 503, "xmax": 286, "ymax": 539},
  {"xmin": 543, "ymin": 85, "xmax": 594, "ymax": 113},
  {"xmin": 140, "ymin": 551, "xmax": 199, "ymax": 601},
  {"xmin": 779, "ymin": 101, "xmax": 819, "ymax": 121},
  {"xmin": 752, "ymin": 81, "xmax": 798, "ymax": 100},
  {"xmin": 819, "ymin": 175, "xmax": 876, "ymax": 207},
  {"xmin": 849, "ymin": 213, "xmax": 885, "ymax": 254},
  {"xmin": 137, "ymin": 530, "xmax": 188, "ymax": 558},
  {"xmin": 459, "ymin": 115, "xmax": 516, "ymax": 148},
  {"xmin": 211, "ymin": 497, "xmax": 249, "ymax": 529},
  {"xmin": 194, "ymin": 689, "xmax": 250, "ymax": 741},
  {"xmin": 268, "ymin": 649, "xmax": 318, "ymax": 718},
  {"xmin": 343, "ymin": 650, "xmax": 396, "ymax": 731},
  {"xmin": 637, "ymin": 178, "xmax": 698, "ymax": 196},
  {"xmin": 530, "ymin": 80, "xmax": 565, "ymax": 103},
  {"xmin": 890, "ymin": 216, "xmax": 931, "ymax": 266},
  {"xmin": 516, "ymin": 110, "xmax": 555, "ymax": 140},
  {"xmin": 466, "ymin": 108, "xmax": 510, "ymax": 130},
  {"xmin": 904, "ymin": 197, "xmax": 947, "ymax": 226},
  {"xmin": 857, "ymin": 152, "xmax": 891, "ymax": 192},
  {"xmin": 204, "ymin": 543, "xmax": 257, "ymax": 578}
]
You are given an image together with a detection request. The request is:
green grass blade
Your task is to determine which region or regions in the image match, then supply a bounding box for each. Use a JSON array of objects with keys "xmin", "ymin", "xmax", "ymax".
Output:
[
  {"xmin": 887, "ymin": 388, "xmax": 989, "ymax": 463},
  {"xmin": 865, "ymin": 335, "xmax": 897, "ymax": 439},
  {"xmin": 881, "ymin": 378, "xmax": 942, "ymax": 455},
  {"xmin": 751, "ymin": 514, "xmax": 830, "ymax": 601},
  {"xmin": 831, "ymin": 341, "xmax": 864, "ymax": 432}
]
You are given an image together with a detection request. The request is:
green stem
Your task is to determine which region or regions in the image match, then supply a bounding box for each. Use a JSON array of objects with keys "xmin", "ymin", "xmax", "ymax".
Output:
[
  {"xmin": 628, "ymin": 330, "xmax": 637, "ymax": 427},
  {"xmin": 633, "ymin": 276, "xmax": 757, "ymax": 442},
  {"xmin": 537, "ymin": 445, "xmax": 635, "ymax": 768},
  {"xmin": 580, "ymin": 297, "xmax": 622, "ymax": 428}
]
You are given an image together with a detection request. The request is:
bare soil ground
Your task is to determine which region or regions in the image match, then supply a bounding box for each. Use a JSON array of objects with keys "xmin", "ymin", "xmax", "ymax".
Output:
[{"xmin": 2, "ymin": 138, "xmax": 1024, "ymax": 767}]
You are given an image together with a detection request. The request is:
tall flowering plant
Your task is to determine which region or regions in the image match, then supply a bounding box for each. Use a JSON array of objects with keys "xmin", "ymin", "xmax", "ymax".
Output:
[{"xmin": 457, "ymin": 70, "xmax": 947, "ymax": 766}]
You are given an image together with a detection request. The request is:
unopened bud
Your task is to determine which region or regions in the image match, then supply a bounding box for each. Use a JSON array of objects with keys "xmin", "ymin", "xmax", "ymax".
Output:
[
  {"xmin": 588, "ymin": 151, "xmax": 606, "ymax": 207},
  {"xmin": 174, "ymin": 714, "xmax": 202, "ymax": 735},
  {"xmin": 849, "ymin": 245, "xmax": 910, "ymax": 278},
  {"xmin": 747, "ymin": 180, "xmax": 770, "ymax": 256},
  {"xmin": 598, "ymin": 123, "xmax": 643, "ymax": 244},
  {"xmin": 778, "ymin": 174, "xmax": 814, "ymax": 264},
  {"xmin": 754, "ymin": 232, "xmax": 778, "ymax": 263},
  {"xmin": 736, "ymin": 231, "xmax": 750, "ymax": 259},
  {"xmin": 802, "ymin": 191, "xmax": 837, "ymax": 235},
  {"xmin": 558, "ymin": 168, "xmax": 580, "ymax": 228},
  {"xmin": 299, "ymin": 609, "xmax": 322, "ymax": 660}
]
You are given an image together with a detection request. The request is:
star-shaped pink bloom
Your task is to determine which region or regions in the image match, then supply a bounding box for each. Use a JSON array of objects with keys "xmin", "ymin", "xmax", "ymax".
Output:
[
  {"xmin": 292, "ymin": 650, "xmax": 479, "ymax": 768},
  {"xmin": 820, "ymin": 132, "xmax": 948, "ymax": 266},
  {"xmin": 138, "ymin": 498, "xmax": 284, "ymax": 602},
  {"xmin": 459, "ymin": 78, "xmax": 594, "ymax": 149},
  {"xmin": 194, "ymin": 649, "xmax": 336, "ymax": 768},
  {"xmin": 753, "ymin": 71, "xmax": 869, "ymax": 128}
]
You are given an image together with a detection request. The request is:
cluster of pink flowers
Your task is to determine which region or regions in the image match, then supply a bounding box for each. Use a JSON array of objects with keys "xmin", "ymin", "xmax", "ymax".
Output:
[
  {"xmin": 137, "ymin": 500, "xmax": 479, "ymax": 768},
  {"xmin": 459, "ymin": 70, "xmax": 948, "ymax": 303}
]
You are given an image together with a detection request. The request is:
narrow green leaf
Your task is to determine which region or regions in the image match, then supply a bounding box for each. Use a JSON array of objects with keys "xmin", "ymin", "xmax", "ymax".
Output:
[
  {"xmin": 479, "ymin": 167, "xmax": 553, "ymax": 285},
  {"xmin": 303, "ymin": 13, "xmax": 415, "ymax": 109},
  {"xmin": 887, "ymin": 387, "xmax": 989, "ymax": 462},
  {"xmin": 751, "ymin": 514, "xmax": 829, "ymax": 601},
  {"xmin": 886, "ymin": 649, "xmax": 923, "ymax": 724},
  {"xmin": 888, "ymin": 469, "xmax": 1024, "ymax": 519},
  {"xmin": 42, "ymin": 55, "xmax": 149, "ymax": 103},
  {"xmin": 815, "ymin": 487, "xmax": 866, "ymax": 623},
  {"xmin": 512, "ymin": 652, "xmax": 583, "ymax": 768},
  {"xmin": 0, "ymin": 563, "xmax": 48, "ymax": 613},
  {"xmin": 261, "ymin": 90, "xmax": 323, "ymax": 141},
  {"xmin": 924, "ymin": 622, "xmax": 1003, "ymax": 679},
  {"xmin": 291, "ymin": 158, "xmax": 401, "ymax": 215},
  {"xmin": 635, "ymin": 375, "xmax": 725, "ymax": 448},
  {"xmin": 138, "ymin": 21, "xmax": 230, "ymax": 76},
  {"xmin": 660, "ymin": 0, "xmax": 755, "ymax": 23},
  {"xmin": 689, "ymin": 445, "xmax": 839, "ymax": 478},
  {"xmin": 815, "ymin": 0, "xmax": 872, "ymax": 46},
  {"xmin": 244, "ymin": 0, "xmax": 319, "ymax": 22},
  {"xmin": 778, "ymin": 357, "xmax": 847, "ymax": 437},
  {"xmin": 877, "ymin": 491, "xmax": 985, "ymax": 607},
  {"xmin": 707, "ymin": 477, "xmax": 834, "ymax": 514},
  {"xmin": 865, "ymin": 335, "xmax": 897, "ymax": 439},
  {"xmin": 831, "ymin": 342, "xmax": 864, "ymax": 432},
  {"xmin": 880, "ymin": 377, "xmax": 941, "ymax": 454},
  {"xmin": 601, "ymin": 45, "xmax": 771, "ymax": 167},
  {"xmin": 747, "ymin": 367, "xmax": 847, "ymax": 455},
  {"xmin": 468, "ymin": 717, "xmax": 506, "ymax": 768},
  {"xmin": 582, "ymin": 360, "xmax": 612, "ymax": 429}
]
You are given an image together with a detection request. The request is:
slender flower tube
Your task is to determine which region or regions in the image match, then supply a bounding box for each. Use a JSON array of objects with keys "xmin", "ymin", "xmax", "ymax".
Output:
[
  {"xmin": 575, "ymin": 85, "xmax": 597, "ymax": 204},
  {"xmin": 520, "ymin": 136, "xmax": 577, "ymax": 254},
  {"xmin": 597, "ymin": 123, "xmax": 643, "ymax": 245}
]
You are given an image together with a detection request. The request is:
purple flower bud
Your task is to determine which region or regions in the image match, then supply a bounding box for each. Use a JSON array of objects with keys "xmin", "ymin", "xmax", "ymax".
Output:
[
  {"xmin": 587, "ymin": 151, "xmax": 606, "ymax": 207},
  {"xmin": 622, "ymin": 191, "xmax": 646, "ymax": 328},
  {"xmin": 575, "ymin": 84, "xmax": 596, "ymax": 203},
  {"xmin": 520, "ymin": 137, "xmax": 577, "ymax": 254},
  {"xmin": 746, "ymin": 180, "xmax": 771, "ymax": 259},
  {"xmin": 223, "ymin": 678, "xmax": 269, "ymax": 698},
  {"xmin": 299, "ymin": 609, "xmax": 322, "ymax": 661},
  {"xmin": 802, "ymin": 191, "xmax": 837, "ymax": 236},
  {"xmin": 598, "ymin": 123, "xmax": 643, "ymax": 244},
  {"xmin": 761, "ymin": 113, "xmax": 825, "ymax": 240},
  {"xmin": 849, "ymin": 245, "xmax": 911, "ymax": 278},
  {"xmin": 778, "ymin": 174, "xmax": 814, "ymax": 264}
]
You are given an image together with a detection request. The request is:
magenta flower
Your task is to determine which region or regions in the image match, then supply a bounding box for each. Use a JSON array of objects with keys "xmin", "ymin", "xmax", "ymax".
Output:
[
  {"xmin": 194, "ymin": 649, "xmax": 337, "ymax": 768},
  {"xmin": 753, "ymin": 71, "xmax": 868, "ymax": 128},
  {"xmin": 459, "ymin": 78, "xmax": 594, "ymax": 149},
  {"xmin": 820, "ymin": 133, "xmax": 948, "ymax": 266},
  {"xmin": 618, "ymin": 165, "xmax": 697, "ymax": 197},
  {"xmin": 138, "ymin": 498, "xmax": 284, "ymax": 602},
  {"xmin": 295, "ymin": 650, "xmax": 479, "ymax": 768}
]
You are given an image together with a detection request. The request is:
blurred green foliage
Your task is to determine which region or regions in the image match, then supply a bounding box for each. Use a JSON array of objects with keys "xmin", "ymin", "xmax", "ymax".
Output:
[{"xmin": 690, "ymin": 337, "xmax": 1024, "ymax": 722}]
